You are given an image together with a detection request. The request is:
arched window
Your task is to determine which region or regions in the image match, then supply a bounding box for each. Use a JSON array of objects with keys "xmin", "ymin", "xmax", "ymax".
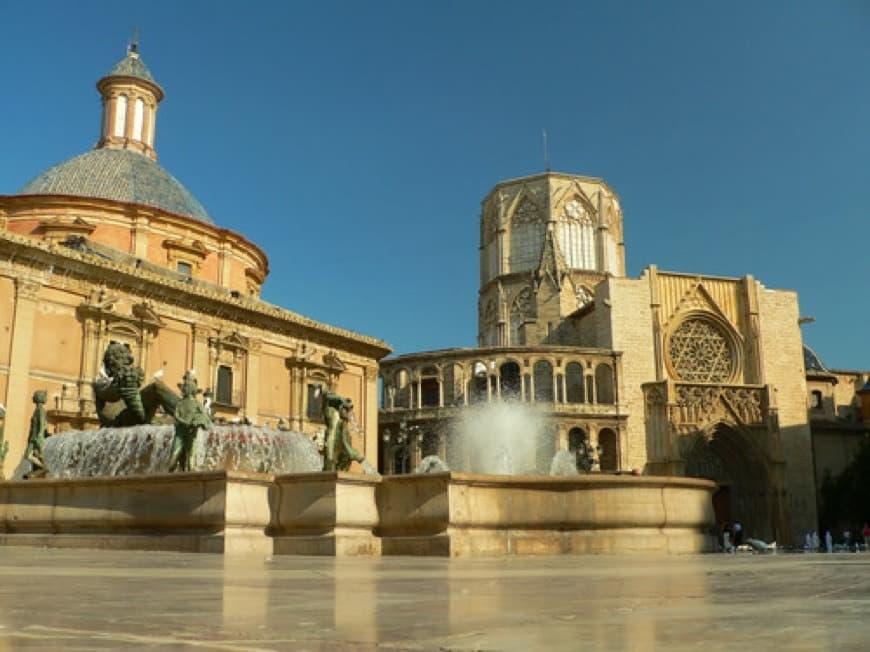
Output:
[
  {"xmin": 598, "ymin": 428, "xmax": 618, "ymax": 471},
  {"xmin": 133, "ymin": 98, "xmax": 145, "ymax": 140},
  {"xmin": 566, "ymin": 362, "xmax": 585, "ymax": 403},
  {"xmin": 533, "ymin": 360, "xmax": 554, "ymax": 402},
  {"xmin": 509, "ymin": 288, "xmax": 532, "ymax": 346},
  {"xmin": 113, "ymin": 94, "xmax": 128, "ymax": 137},
  {"xmin": 469, "ymin": 361, "xmax": 488, "ymax": 404},
  {"xmin": 420, "ymin": 366, "xmax": 440, "ymax": 407},
  {"xmin": 394, "ymin": 369, "xmax": 411, "ymax": 409},
  {"xmin": 481, "ymin": 299, "xmax": 498, "ymax": 346},
  {"xmin": 557, "ymin": 199, "xmax": 596, "ymax": 269},
  {"xmin": 568, "ymin": 427, "xmax": 587, "ymax": 451},
  {"xmin": 509, "ymin": 197, "xmax": 544, "ymax": 273},
  {"xmin": 499, "ymin": 361, "xmax": 521, "ymax": 400},
  {"xmin": 595, "ymin": 364, "xmax": 614, "ymax": 404}
]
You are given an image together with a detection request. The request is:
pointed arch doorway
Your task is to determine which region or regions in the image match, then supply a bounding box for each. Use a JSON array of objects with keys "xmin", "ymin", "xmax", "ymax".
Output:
[{"xmin": 683, "ymin": 423, "xmax": 775, "ymax": 542}]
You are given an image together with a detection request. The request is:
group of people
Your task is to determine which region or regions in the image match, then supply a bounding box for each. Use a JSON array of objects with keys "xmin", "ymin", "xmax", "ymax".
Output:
[{"xmin": 806, "ymin": 523, "xmax": 870, "ymax": 553}]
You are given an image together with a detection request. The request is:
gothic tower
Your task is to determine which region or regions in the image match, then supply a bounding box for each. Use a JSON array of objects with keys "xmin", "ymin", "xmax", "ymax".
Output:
[{"xmin": 478, "ymin": 172, "xmax": 625, "ymax": 347}]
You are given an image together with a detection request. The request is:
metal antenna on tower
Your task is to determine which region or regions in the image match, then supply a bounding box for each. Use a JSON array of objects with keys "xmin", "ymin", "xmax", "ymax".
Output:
[{"xmin": 542, "ymin": 129, "xmax": 551, "ymax": 172}]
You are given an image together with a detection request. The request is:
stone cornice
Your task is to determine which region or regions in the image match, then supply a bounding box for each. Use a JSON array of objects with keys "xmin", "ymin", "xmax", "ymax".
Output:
[
  {"xmin": 0, "ymin": 194, "xmax": 270, "ymax": 278},
  {"xmin": 0, "ymin": 230, "xmax": 391, "ymax": 359},
  {"xmin": 381, "ymin": 344, "xmax": 622, "ymax": 366}
]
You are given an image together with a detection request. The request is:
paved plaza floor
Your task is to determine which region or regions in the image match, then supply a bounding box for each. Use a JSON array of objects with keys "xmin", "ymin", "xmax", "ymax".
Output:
[{"xmin": 0, "ymin": 548, "xmax": 867, "ymax": 651}]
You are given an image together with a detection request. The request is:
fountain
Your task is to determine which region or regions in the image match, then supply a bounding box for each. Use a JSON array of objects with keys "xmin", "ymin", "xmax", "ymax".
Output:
[
  {"xmin": 41, "ymin": 424, "xmax": 322, "ymax": 478},
  {"xmin": 0, "ymin": 344, "xmax": 716, "ymax": 558}
]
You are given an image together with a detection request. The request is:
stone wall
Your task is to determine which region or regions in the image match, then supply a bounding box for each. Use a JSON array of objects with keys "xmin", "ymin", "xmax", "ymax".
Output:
[{"xmin": 757, "ymin": 286, "xmax": 817, "ymax": 539}]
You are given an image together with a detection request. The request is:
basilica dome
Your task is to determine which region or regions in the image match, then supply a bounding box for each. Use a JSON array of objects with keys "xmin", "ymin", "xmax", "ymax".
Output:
[
  {"xmin": 16, "ymin": 43, "xmax": 211, "ymax": 224},
  {"xmin": 18, "ymin": 148, "xmax": 212, "ymax": 223}
]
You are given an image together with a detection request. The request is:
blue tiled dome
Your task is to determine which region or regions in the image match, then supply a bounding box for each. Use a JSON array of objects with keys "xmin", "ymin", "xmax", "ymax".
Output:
[{"xmin": 18, "ymin": 148, "xmax": 212, "ymax": 223}]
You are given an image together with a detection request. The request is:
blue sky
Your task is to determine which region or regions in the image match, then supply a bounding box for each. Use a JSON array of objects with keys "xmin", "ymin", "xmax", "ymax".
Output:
[{"xmin": 2, "ymin": 1, "xmax": 869, "ymax": 369}]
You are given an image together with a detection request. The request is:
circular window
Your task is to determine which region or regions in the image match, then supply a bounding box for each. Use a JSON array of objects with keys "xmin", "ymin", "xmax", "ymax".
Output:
[{"xmin": 667, "ymin": 317, "xmax": 735, "ymax": 383}]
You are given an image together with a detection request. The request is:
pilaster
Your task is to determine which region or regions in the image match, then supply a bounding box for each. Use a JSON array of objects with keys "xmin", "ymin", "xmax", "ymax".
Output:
[
  {"xmin": 245, "ymin": 339, "xmax": 261, "ymax": 424},
  {"xmin": 3, "ymin": 279, "xmax": 41, "ymax": 476}
]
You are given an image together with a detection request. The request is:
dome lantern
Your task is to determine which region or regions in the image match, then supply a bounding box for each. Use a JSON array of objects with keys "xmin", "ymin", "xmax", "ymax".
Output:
[{"xmin": 95, "ymin": 37, "xmax": 165, "ymax": 161}]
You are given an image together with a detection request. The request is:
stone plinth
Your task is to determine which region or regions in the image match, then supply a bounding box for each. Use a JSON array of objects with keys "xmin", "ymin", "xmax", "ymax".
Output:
[
  {"xmin": 377, "ymin": 472, "xmax": 716, "ymax": 556},
  {"xmin": 0, "ymin": 471, "xmax": 273, "ymax": 555},
  {"xmin": 269, "ymin": 472, "xmax": 381, "ymax": 556}
]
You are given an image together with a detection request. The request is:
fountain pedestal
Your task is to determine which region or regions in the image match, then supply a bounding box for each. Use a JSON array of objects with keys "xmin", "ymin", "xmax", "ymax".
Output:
[{"xmin": 0, "ymin": 471, "xmax": 716, "ymax": 556}]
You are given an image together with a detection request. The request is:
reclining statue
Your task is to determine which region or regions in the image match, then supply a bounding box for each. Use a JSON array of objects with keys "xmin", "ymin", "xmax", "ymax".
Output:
[{"xmin": 93, "ymin": 342, "xmax": 179, "ymax": 426}]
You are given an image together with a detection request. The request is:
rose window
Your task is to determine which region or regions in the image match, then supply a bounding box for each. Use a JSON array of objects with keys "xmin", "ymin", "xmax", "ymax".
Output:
[{"xmin": 667, "ymin": 318, "xmax": 734, "ymax": 382}]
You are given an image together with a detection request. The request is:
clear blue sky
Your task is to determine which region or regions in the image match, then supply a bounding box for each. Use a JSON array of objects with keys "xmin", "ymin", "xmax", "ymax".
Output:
[{"xmin": 2, "ymin": 1, "xmax": 869, "ymax": 369}]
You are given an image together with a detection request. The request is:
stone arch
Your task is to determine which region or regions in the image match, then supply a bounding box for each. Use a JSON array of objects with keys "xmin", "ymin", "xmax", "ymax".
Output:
[
  {"xmin": 683, "ymin": 422, "xmax": 776, "ymax": 541},
  {"xmin": 420, "ymin": 365, "xmax": 440, "ymax": 408},
  {"xmin": 509, "ymin": 287, "xmax": 532, "ymax": 346},
  {"xmin": 468, "ymin": 360, "xmax": 489, "ymax": 404},
  {"xmin": 481, "ymin": 299, "xmax": 498, "ymax": 346},
  {"xmin": 598, "ymin": 428, "xmax": 618, "ymax": 471},
  {"xmin": 533, "ymin": 359, "xmax": 554, "ymax": 402},
  {"xmin": 565, "ymin": 361, "xmax": 585, "ymax": 403},
  {"xmin": 595, "ymin": 363, "xmax": 614, "ymax": 404},
  {"xmin": 509, "ymin": 195, "xmax": 545, "ymax": 273},
  {"xmin": 394, "ymin": 368, "xmax": 412, "ymax": 409},
  {"xmin": 499, "ymin": 359, "xmax": 522, "ymax": 400},
  {"xmin": 665, "ymin": 310, "xmax": 742, "ymax": 384},
  {"xmin": 556, "ymin": 196, "xmax": 597, "ymax": 270}
]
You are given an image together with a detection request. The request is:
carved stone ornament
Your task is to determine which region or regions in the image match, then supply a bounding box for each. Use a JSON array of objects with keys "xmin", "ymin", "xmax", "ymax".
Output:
[
  {"xmin": 575, "ymin": 285, "xmax": 594, "ymax": 310},
  {"xmin": 667, "ymin": 317, "xmax": 734, "ymax": 382}
]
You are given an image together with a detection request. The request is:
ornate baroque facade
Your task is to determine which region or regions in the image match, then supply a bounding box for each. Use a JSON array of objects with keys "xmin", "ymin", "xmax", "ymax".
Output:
[
  {"xmin": 380, "ymin": 171, "xmax": 820, "ymax": 544},
  {"xmin": 0, "ymin": 45, "xmax": 391, "ymax": 477}
]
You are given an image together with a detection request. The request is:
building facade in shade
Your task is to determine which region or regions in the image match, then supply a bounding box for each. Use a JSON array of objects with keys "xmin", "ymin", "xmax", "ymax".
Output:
[
  {"xmin": 379, "ymin": 171, "xmax": 822, "ymax": 544},
  {"xmin": 0, "ymin": 44, "xmax": 391, "ymax": 478}
]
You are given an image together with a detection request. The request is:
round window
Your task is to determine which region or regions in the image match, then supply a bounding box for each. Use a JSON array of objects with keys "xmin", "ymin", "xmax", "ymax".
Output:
[{"xmin": 667, "ymin": 317, "xmax": 735, "ymax": 383}]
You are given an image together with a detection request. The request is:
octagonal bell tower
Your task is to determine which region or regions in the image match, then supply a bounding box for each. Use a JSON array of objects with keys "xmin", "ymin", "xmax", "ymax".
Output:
[{"xmin": 478, "ymin": 172, "xmax": 625, "ymax": 347}]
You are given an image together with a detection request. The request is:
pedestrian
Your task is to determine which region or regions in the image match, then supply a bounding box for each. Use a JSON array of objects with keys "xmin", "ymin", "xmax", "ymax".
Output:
[
  {"xmin": 825, "ymin": 530, "xmax": 833, "ymax": 553},
  {"xmin": 812, "ymin": 531, "xmax": 820, "ymax": 552},
  {"xmin": 732, "ymin": 520, "xmax": 743, "ymax": 547}
]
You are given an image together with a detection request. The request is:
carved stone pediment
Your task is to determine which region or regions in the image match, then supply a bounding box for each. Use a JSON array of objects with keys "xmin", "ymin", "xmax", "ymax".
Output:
[
  {"xmin": 131, "ymin": 301, "xmax": 165, "ymax": 328},
  {"xmin": 39, "ymin": 216, "xmax": 96, "ymax": 242},
  {"xmin": 209, "ymin": 331, "xmax": 248, "ymax": 352},
  {"xmin": 323, "ymin": 352, "xmax": 346, "ymax": 372},
  {"xmin": 162, "ymin": 238, "xmax": 208, "ymax": 260}
]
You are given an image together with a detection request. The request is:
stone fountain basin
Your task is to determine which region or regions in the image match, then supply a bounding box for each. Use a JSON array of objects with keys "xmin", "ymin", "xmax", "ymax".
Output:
[{"xmin": 0, "ymin": 471, "xmax": 716, "ymax": 556}]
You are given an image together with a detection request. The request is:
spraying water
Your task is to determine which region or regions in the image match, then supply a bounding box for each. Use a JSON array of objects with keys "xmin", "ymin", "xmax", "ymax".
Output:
[
  {"xmin": 42, "ymin": 424, "xmax": 322, "ymax": 478},
  {"xmin": 446, "ymin": 401, "xmax": 554, "ymax": 475}
]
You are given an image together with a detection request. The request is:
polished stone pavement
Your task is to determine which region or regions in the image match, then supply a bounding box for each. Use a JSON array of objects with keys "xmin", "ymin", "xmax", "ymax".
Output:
[{"xmin": 0, "ymin": 549, "xmax": 867, "ymax": 651}]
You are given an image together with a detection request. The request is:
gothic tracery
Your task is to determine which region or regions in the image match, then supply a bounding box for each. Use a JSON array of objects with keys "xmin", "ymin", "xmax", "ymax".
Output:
[{"xmin": 667, "ymin": 317, "xmax": 734, "ymax": 382}]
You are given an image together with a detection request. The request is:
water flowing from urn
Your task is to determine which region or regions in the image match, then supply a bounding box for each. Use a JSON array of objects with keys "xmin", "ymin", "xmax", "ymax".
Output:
[{"xmin": 43, "ymin": 424, "xmax": 323, "ymax": 478}]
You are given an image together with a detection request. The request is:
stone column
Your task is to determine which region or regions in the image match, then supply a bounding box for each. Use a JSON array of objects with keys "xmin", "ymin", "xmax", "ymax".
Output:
[
  {"xmin": 78, "ymin": 317, "xmax": 100, "ymax": 411},
  {"xmin": 245, "ymin": 339, "xmax": 261, "ymax": 424},
  {"xmin": 125, "ymin": 92, "xmax": 136, "ymax": 141},
  {"xmin": 3, "ymin": 279, "xmax": 41, "ymax": 477}
]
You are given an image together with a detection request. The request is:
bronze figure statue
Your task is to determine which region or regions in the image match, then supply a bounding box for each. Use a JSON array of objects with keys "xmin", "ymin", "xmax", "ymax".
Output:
[
  {"xmin": 93, "ymin": 341, "xmax": 179, "ymax": 426},
  {"xmin": 321, "ymin": 388, "xmax": 365, "ymax": 472},
  {"xmin": 23, "ymin": 390, "xmax": 49, "ymax": 478},
  {"xmin": 168, "ymin": 370, "xmax": 212, "ymax": 472}
]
